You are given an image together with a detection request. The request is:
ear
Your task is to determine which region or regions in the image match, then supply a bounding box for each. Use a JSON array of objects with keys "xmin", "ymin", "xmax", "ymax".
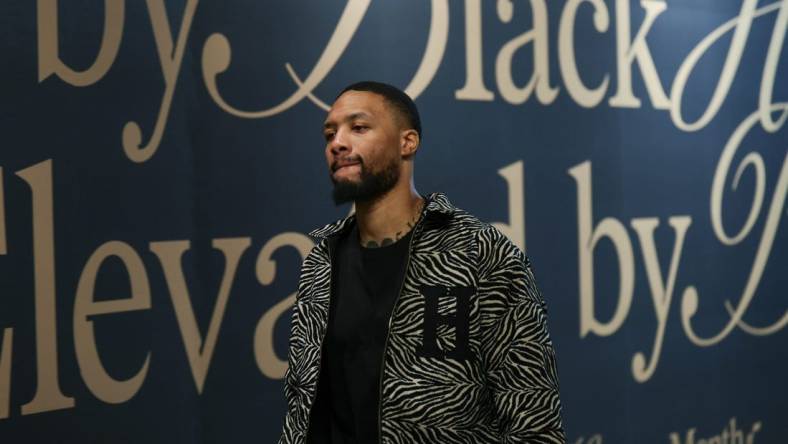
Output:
[{"xmin": 400, "ymin": 129, "xmax": 420, "ymax": 158}]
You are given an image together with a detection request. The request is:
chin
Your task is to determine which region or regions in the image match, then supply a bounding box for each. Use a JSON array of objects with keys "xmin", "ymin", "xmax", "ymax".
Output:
[{"xmin": 331, "ymin": 175, "xmax": 360, "ymax": 186}]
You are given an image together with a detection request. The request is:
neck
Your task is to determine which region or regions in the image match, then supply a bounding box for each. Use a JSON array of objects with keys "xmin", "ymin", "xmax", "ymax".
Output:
[{"xmin": 354, "ymin": 185, "xmax": 424, "ymax": 248}]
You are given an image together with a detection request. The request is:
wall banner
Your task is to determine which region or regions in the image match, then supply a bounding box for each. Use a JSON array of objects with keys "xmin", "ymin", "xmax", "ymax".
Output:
[{"xmin": 0, "ymin": 1, "xmax": 786, "ymax": 442}]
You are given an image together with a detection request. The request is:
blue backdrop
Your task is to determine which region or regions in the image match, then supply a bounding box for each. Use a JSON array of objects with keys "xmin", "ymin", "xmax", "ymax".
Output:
[{"xmin": 1, "ymin": 0, "xmax": 786, "ymax": 442}]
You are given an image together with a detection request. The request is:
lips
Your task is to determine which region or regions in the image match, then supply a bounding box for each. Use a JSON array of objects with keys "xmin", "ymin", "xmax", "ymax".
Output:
[
  {"xmin": 332, "ymin": 159, "xmax": 361, "ymax": 172},
  {"xmin": 335, "ymin": 163, "xmax": 359, "ymax": 171}
]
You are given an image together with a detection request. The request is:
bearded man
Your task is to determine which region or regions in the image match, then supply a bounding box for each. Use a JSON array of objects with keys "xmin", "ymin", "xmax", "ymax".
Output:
[{"xmin": 279, "ymin": 81, "xmax": 565, "ymax": 444}]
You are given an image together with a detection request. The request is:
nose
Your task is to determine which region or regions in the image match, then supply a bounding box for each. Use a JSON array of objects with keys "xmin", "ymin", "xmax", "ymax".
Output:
[{"xmin": 328, "ymin": 128, "xmax": 349, "ymax": 155}]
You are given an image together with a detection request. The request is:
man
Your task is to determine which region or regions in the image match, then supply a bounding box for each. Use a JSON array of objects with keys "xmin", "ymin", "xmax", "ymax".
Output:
[{"xmin": 279, "ymin": 81, "xmax": 564, "ymax": 444}]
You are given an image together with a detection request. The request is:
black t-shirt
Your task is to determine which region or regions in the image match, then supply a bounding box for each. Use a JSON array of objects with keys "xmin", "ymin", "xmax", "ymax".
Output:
[{"xmin": 306, "ymin": 223, "xmax": 413, "ymax": 444}]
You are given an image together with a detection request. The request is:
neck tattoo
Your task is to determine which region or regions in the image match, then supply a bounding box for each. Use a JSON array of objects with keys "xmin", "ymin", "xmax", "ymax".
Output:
[{"xmin": 363, "ymin": 198, "xmax": 424, "ymax": 248}]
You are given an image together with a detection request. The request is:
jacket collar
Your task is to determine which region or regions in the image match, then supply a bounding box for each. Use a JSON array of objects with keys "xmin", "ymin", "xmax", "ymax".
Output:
[{"xmin": 308, "ymin": 191, "xmax": 455, "ymax": 239}]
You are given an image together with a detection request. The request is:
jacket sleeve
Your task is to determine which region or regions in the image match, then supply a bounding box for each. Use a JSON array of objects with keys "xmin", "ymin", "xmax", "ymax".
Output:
[
  {"xmin": 477, "ymin": 228, "xmax": 565, "ymax": 443},
  {"xmin": 278, "ymin": 292, "xmax": 301, "ymax": 444},
  {"xmin": 279, "ymin": 244, "xmax": 322, "ymax": 444}
]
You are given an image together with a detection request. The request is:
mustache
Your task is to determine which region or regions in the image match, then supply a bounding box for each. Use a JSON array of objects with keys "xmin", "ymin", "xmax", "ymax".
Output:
[{"xmin": 330, "ymin": 156, "xmax": 363, "ymax": 172}]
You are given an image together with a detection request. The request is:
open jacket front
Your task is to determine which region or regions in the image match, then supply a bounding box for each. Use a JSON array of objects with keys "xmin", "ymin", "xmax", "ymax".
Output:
[{"xmin": 279, "ymin": 192, "xmax": 565, "ymax": 444}]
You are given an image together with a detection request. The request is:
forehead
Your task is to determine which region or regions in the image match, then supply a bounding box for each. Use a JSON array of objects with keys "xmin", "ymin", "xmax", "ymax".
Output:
[{"xmin": 324, "ymin": 91, "xmax": 391, "ymax": 125}]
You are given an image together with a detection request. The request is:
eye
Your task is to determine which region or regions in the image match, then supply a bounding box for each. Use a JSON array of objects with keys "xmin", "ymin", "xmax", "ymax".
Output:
[
  {"xmin": 352, "ymin": 124, "xmax": 368, "ymax": 132},
  {"xmin": 323, "ymin": 131, "xmax": 335, "ymax": 142}
]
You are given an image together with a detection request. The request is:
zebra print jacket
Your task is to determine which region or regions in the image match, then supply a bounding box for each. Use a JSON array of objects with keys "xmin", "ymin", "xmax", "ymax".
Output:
[{"xmin": 279, "ymin": 192, "xmax": 565, "ymax": 444}]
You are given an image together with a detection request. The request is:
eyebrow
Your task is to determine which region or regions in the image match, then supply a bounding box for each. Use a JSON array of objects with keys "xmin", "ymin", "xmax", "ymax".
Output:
[{"xmin": 323, "ymin": 111, "xmax": 372, "ymax": 130}]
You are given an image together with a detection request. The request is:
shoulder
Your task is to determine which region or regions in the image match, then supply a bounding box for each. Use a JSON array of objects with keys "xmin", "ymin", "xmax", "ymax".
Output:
[
  {"xmin": 446, "ymin": 207, "xmax": 529, "ymax": 274},
  {"xmin": 428, "ymin": 203, "xmax": 527, "ymax": 274},
  {"xmin": 299, "ymin": 237, "xmax": 330, "ymax": 274},
  {"xmin": 438, "ymin": 205, "xmax": 523, "ymax": 259}
]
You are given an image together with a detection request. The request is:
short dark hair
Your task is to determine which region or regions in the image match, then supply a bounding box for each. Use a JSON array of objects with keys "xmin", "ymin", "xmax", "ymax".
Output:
[{"xmin": 338, "ymin": 81, "xmax": 422, "ymax": 140}]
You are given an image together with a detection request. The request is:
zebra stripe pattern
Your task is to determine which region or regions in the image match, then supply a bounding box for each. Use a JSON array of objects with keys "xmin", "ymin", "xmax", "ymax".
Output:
[{"xmin": 280, "ymin": 192, "xmax": 565, "ymax": 444}]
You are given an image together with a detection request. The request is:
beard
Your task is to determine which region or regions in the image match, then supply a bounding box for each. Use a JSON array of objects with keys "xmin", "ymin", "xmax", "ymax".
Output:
[{"xmin": 330, "ymin": 157, "xmax": 400, "ymax": 205}]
